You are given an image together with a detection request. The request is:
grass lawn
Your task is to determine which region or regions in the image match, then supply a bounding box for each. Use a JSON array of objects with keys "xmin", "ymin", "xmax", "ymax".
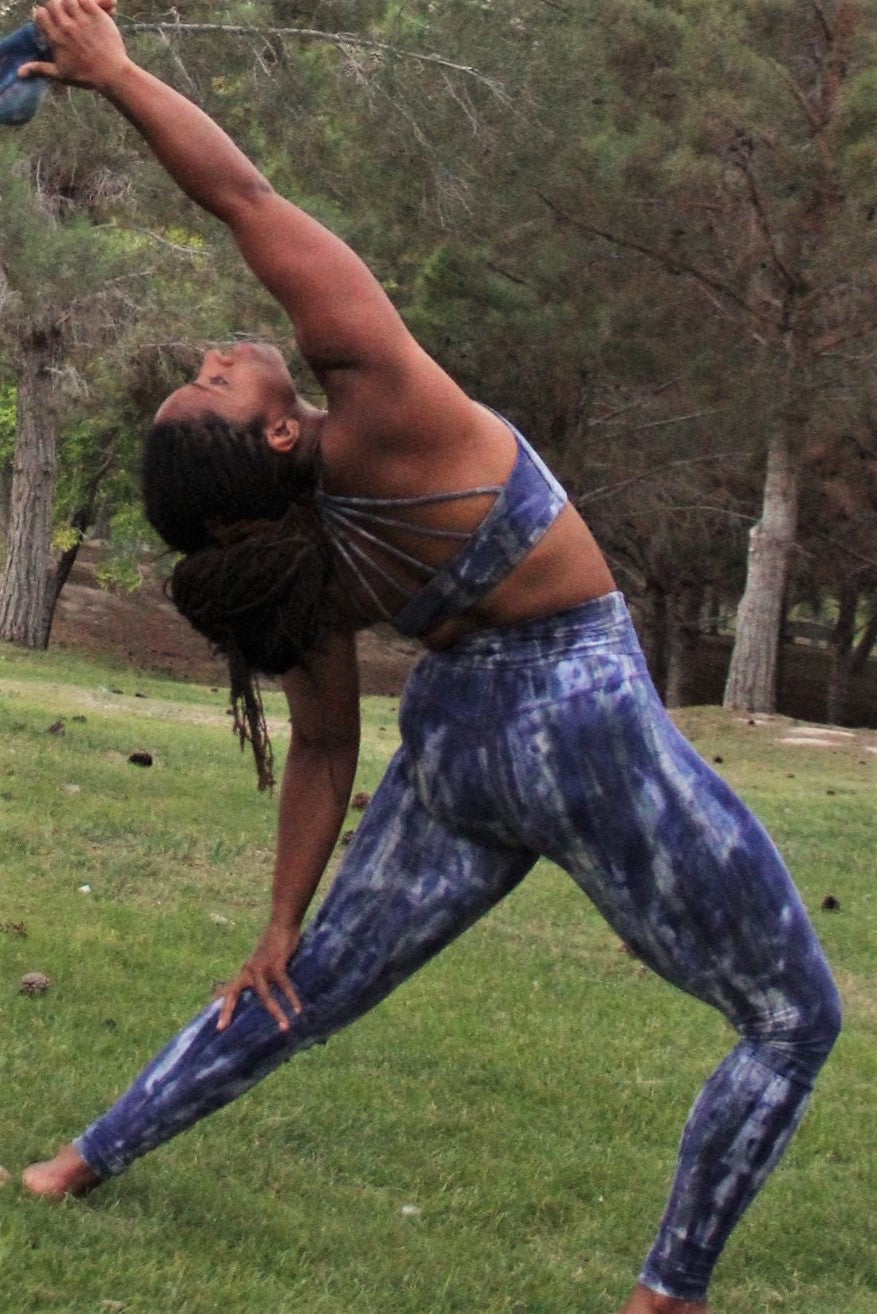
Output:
[{"xmin": 0, "ymin": 644, "xmax": 874, "ymax": 1314}]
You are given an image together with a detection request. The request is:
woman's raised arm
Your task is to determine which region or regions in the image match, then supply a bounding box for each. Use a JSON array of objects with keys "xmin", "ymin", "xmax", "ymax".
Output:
[{"xmin": 25, "ymin": 0, "xmax": 415, "ymax": 378}]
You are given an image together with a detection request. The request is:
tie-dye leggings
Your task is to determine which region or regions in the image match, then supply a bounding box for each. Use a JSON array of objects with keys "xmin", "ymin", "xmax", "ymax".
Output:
[{"xmin": 74, "ymin": 592, "xmax": 840, "ymax": 1303}]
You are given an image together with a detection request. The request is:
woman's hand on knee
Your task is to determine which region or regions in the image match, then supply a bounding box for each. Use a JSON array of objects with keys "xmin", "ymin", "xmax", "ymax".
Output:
[{"xmin": 215, "ymin": 922, "xmax": 302, "ymax": 1033}]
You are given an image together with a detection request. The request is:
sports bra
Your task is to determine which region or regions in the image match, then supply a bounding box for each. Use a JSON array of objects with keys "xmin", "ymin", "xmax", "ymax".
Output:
[{"xmin": 315, "ymin": 416, "xmax": 568, "ymax": 639}]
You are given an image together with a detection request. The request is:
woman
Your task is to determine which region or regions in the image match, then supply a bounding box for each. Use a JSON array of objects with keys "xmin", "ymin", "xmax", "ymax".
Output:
[{"xmin": 19, "ymin": 5, "xmax": 841, "ymax": 1313}]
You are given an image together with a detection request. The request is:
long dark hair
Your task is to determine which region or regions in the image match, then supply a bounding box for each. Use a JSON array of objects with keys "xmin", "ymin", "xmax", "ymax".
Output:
[{"xmin": 142, "ymin": 412, "xmax": 343, "ymax": 788}]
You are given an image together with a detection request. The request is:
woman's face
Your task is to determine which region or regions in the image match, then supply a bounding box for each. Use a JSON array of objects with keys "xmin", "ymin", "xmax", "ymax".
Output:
[{"xmin": 154, "ymin": 343, "xmax": 298, "ymax": 428}]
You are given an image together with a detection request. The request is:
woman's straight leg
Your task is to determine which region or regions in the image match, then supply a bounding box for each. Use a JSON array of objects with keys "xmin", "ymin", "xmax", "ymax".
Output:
[{"xmin": 75, "ymin": 746, "xmax": 536, "ymax": 1178}]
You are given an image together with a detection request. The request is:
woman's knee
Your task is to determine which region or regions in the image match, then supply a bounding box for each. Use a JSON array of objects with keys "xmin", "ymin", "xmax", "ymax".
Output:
[
  {"xmin": 808, "ymin": 970, "xmax": 843, "ymax": 1063},
  {"xmin": 751, "ymin": 966, "xmax": 842, "ymax": 1084}
]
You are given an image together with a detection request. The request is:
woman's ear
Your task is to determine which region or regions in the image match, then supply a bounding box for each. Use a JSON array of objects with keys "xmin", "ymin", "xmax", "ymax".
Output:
[{"xmin": 265, "ymin": 416, "xmax": 301, "ymax": 452}]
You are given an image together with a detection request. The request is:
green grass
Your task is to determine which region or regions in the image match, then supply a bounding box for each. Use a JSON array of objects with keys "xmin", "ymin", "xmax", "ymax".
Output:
[{"xmin": 0, "ymin": 645, "xmax": 874, "ymax": 1314}]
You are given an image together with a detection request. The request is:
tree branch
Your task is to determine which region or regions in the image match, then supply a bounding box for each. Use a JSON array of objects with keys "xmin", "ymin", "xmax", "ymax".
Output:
[
  {"xmin": 816, "ymin": 320, "xmax": 877, "ymax": 353},
  {"xmin": 485, "ymin": 261, "xmax": 529, "ymax": 287},
  {"xmin": 622, "ymin": 502, "xmax": 758, "ymax": 525},
  {"xmin": 811, "ymin": 0, "xmax": 833, "ymax": 46},
  {"xmin": 732, "ymin": 151, "xmax": 800, "ymax": 293},
  {"xmin": 538, "ymin": 193, "xmax": 760, "ymax": 319},
  {"xmin": 581, "ymin": 451, "xmax": 735, "ymax": 505},
  {"xmin": 592, "ymin": 377, "xmax": 683, "ymax": 426},
  {"xmin": 123, "ymin": 21, "xmax": 504, "ymax": 92},
  {"xmin": 621, "ymin": 408, "xmax": 725, "ymax": 435},
  {"xmin": 802, "ymin": 527, "xmax": 877, "ymax": 572},
  {"xmin": 692, "ymin": 279, "xmax": 770, "ymax": 346},
  {"xmin": 0, "ymin": 259, "xmax": 14, "ymax": 317},
  {"xmin": 771, "ymin": 59, "xmax": 822, "ymax": 133},
  {"xmin": 122, "ymin": 227, "xmax": 209, "ymax": 257},
  {"xmin": 851, "ymin": 603, "xmax": 877, "ymax": 674}
]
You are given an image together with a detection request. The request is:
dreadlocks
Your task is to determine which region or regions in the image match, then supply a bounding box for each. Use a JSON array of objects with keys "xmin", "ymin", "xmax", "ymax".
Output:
[
  {"xmin": 142, "ymin": 412, "xmax": 344, "ymax": 788},
  {"xmin": 142, "ymin": 412, "xmax": 313, "ymax": 554}
]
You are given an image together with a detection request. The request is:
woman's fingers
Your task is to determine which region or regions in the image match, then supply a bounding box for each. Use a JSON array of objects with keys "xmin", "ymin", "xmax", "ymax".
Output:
[
  {"xmin": 17, "ymin": 60, "xmax": 58, "ymax": 79},
  {"xmin": 215, "ymin": 967, "xmax": 298, "ymax": 1032},
  {"xmin": 32, "ymin": 3, "xmax": 70, "ymax": 53},
  {"xmin": 252, "ymin": 975, "xmax": 291, "ymax": 1032},
  {"xmin": 283, "ymin": 983, "xmax": 302, "ymax": 1015},
  {"xmin": 277, "ymin": 974, "xmax": 303, "ymax": 1015},
  {"xmin": 31, "ymin": 6, "xmax": 56, "ymax": 40},
  {"xmin": 42, "ymin": 0, "xmax": 70, "ymax": 27},
  {"xmin": 215, "ymin": 981, "xmax": 244, "ymax": 1032}
]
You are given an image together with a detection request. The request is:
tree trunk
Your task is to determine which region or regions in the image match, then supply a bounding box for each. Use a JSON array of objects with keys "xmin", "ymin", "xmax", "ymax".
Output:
[
  {"xmin": 44, "ymin": 529, "xmax": 83, "ymax": 626},
  {"xmin": 0, "ymin": 463, "xmax": 11, "ymax": 540},
  {"xmin": 666, "ymin": 583, "xmax": 703, "ymax": 708},
  {"xmin": 636, "ymin": 578, "xmax": 669, "ymax": 698},
  {"xmin": 850, "ymin": 596, "xmax": 877, "ymax": 677},
  {"xmin": 825, "ymin": 577, "xmax": 859, "ymax": 726},
  {"xmin": 704, "ymin": 588, "xmax": 722, "ymax": 636},
  {"xmin": 0, "ymin": 331, "xmax": 60, "ymax": 649},
  {"xmin": 826, "ymin": 584, "xmax": 877, "ymax": 726},
  {"xmin": 723, "ymin": 425, "xmax": 800, "ymax": 712},
  {"xmin": 44, "ymin": 445, "xmax": 115, "ymax": 625}
]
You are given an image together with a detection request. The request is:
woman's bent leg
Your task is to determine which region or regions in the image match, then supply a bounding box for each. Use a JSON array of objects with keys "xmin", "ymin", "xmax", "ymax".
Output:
[
  {"xmin": 523, "ymin": 667, "xmax": 841, "ymax": 1302},
  {"xmin": 71, "ymin": 749, "xmax": 535, "ymax": 1179},
  {"xmin": 370, "ymin": 599, "xmax": 842, "ymax": 1303},
  {"xmin": 637, "ymin": 1032, "xmax": 832, "ymax": 1301}
]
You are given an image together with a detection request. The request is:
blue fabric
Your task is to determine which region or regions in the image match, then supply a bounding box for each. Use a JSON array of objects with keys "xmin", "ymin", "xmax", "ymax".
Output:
[
  {"xmin": 0, "ymin": 22, "xmax": 50, "ymax": 127},
  {"xmin": 74, "ymin": 592, "xmax": 840, "ymax": 1302},
  {"xmin": 315, "ymin": 417, "xmax": 568, "ymax": 638},
  {"xmin": 391, "ymin": 421, "xmax": 567, "ymax": 636}
]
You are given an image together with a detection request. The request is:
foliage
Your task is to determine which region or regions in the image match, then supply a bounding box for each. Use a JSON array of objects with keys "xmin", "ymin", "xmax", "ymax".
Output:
[
  {"xmin": 93, "ymin": 503, "xmax": 156, "ymax": 593},
  {"xmin": 1, "ymin": 0, "xmax": 875, "ymax": 698},
  {"xmin": 0, "ymin": 384, "xmax": 14, "ymax": 459}
]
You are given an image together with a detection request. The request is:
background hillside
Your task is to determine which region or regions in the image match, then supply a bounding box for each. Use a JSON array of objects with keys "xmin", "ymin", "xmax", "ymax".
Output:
[{"xmin": 49, "ymin": 546, "xmax": 877, "ymax": 725}]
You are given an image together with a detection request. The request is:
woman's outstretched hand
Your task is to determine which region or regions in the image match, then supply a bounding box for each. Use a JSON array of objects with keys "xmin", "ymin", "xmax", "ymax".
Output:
[
  {"xmin": 215, "ymin": 922, "xmax": 303, "ymax": 1033},
  {"xmin": 22, "ymin": 0, "xmax": 128, "ymax": 91}
]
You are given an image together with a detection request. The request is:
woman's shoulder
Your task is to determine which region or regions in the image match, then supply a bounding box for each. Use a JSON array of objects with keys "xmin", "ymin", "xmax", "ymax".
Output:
[{"xmin": 319, "ymin": 394, "xmax": 519, "ymax": 501}]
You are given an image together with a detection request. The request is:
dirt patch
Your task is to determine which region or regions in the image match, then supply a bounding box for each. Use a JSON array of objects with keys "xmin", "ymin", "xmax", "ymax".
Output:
[
  {"xmin": 50, "ymin": 546, "xmax": 419, "ymax": 696},
  {"xmin": 49, "ymin": 546, "xmax": 877, "ymax": 723},
  {"xmin": 778, "ymin": 736, "xmax": 852, "ymax": 748}
]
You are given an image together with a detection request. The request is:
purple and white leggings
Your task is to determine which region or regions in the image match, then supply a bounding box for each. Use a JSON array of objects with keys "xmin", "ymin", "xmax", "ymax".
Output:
[{"xmin": 75, "ymin": 592, "xmax": 841, "ymax": 1302}]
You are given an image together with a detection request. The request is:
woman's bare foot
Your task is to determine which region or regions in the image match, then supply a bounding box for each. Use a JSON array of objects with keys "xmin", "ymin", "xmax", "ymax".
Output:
[
  {"xmin": 618, "ymin": 1284, "xmax": 710, "ymax": 1314},
  {"xmin": 21, "ymin": 1144, "xmax": 103, "ymax": 1199}
]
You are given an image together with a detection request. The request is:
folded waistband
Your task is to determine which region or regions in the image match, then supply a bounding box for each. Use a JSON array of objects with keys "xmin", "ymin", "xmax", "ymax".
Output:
[{"xmin": 430, "ymin": 591, "xmax": 638, "ymax": 665}]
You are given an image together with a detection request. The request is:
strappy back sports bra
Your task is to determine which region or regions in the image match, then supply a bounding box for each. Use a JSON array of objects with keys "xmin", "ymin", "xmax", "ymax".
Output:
[{"xmin": 315, "ymin": 416, "xmax": 568, "ymax": 639}]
